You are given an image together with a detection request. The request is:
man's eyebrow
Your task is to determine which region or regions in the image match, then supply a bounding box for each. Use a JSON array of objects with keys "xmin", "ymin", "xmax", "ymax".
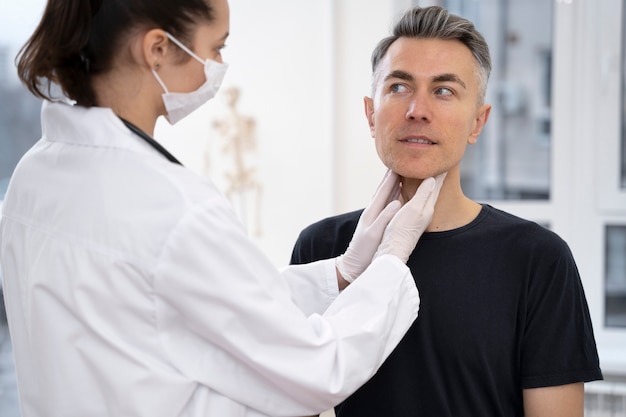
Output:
[
  {"xmin": 433, "ymin": 73, "xmax": 466, "ymax": 89},
  {"xmin": 383, "ymin": 70, "xmax": 467, "ymax": 90},
  {"xmin": 383, "ymin": 70, "xmax": 414, "ymax": 83}
]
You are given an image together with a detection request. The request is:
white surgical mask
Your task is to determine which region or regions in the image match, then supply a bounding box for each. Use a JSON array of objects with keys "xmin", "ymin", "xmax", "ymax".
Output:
[{"xmin": 152, "ymin": 32, "xmax": 228, "ymax": 125}]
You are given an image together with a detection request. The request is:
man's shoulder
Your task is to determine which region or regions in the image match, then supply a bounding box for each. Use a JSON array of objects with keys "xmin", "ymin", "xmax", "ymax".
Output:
[
  {"xmin": 290, "ymin": 209, "xmax": 363, "ymax": 264},
  {"xmin": 299, "ymin": 209, "xmax": 363, "ymax": 237},
  {"xmin": 480, "ymin": 205, "xmax": 571, "ymax": 258},
  {"xmin": 484, "ymin": 205, "xmax": 563, "ymax": 238}
]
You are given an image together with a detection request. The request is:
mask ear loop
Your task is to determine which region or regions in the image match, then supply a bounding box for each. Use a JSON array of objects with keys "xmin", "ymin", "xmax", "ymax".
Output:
[
  {"xmin": 151, "ymin": 63, "xmax": 170, "ymax": 94},
  {"xmin": 165, "ymin": 32, "xmax": 205, "ymax": 65}
]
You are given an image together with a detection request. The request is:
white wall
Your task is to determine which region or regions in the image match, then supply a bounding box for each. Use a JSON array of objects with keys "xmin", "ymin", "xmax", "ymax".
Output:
[
  {"xmin": 156, "ymin": 0, "xmax": 408, "ymax": 265},
  {"xmin": 330, "ymin": 0, "xmax": 395, "ymax": 213},
  {"xmin": 157, "ymin": 0, "xmax": 337, "ymax": 265}
]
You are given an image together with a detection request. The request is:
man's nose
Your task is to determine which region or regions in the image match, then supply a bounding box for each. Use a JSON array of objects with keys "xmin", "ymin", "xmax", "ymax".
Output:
[{"xmin": 405, "ymin": 93, "xmax": 431, "ymax": 122}]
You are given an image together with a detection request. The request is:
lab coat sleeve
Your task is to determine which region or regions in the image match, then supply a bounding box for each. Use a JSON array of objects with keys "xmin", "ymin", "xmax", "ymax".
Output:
[
  {"xmin": 153, "ymin": 197, "xmax": 419, "ymax": 416},
  {"xmin": 280, "ymin": 260, "xmax": 339, "ymax": 316}
]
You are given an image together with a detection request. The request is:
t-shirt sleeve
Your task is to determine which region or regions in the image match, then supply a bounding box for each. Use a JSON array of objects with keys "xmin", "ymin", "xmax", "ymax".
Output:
[
  {"xmin": 290, "ymin": 227, "xmax": 318, "ymax": 265},
  {"xmin": 290, "ymin": 210, "xmax": 362, "ymax": 265},
  {"xmin": 520, "ymin": 234, "xmax": 602, "ymax": 388}
]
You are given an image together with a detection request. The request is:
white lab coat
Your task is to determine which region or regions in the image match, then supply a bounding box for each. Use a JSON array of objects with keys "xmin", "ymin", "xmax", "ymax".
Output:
[{"xmin": 0, "ymin": 101, "xmax": 419, "ymax": 417}]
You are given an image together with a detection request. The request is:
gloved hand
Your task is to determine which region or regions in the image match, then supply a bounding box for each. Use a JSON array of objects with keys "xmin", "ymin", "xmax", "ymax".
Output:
[
  {"xmin": 374, "ymin": 172, "xmax": 447, "ymax": 263},
  {"xmin": 335, "ymin": 170, "xmax": 403, "ymax": 283}
]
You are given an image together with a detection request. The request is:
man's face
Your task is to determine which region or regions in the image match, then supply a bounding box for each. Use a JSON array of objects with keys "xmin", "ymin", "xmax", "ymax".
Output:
[{"xmin": 365, "ymin": 37, "xmax": 491, "ymax": 181}]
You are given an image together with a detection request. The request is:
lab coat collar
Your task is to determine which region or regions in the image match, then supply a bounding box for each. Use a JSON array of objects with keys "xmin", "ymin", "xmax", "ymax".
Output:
[{"xmin": 41, "ymin": 100, "xmax": 163, "ymax": 159}]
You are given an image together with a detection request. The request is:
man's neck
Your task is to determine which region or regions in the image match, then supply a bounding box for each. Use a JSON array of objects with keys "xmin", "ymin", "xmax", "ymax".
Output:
[
  {"xmin": 401, "ymin": 174, "xmax": 482, "ymax": 232},
  {"xmin": 427, "ymin": 194, "xmax": 482, "ymax": 232}
]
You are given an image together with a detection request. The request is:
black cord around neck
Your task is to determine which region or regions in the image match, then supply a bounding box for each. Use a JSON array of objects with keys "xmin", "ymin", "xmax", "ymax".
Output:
[{"xmin": 119, "ymin": 117, "xmax": 183, "ymax": 166}]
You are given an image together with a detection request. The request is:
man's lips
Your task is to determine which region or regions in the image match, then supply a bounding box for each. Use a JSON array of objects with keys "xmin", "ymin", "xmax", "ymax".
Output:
[{"xmin": 399, "ymin": 137, "xmax": 436, "ymax": 144}]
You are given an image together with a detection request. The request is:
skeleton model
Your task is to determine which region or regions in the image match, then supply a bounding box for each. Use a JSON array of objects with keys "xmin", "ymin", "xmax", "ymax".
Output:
[{"xmin": 211, "ymin": 86, "xmax": 263, "ymax": 236}]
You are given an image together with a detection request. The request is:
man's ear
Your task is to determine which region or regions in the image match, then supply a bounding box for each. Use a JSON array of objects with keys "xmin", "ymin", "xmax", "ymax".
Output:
[
  {"xmin": 141, "ymin": 29, "xmax": 170, "ymax": 70},
  {"xmin": 364, "ymin": 96, "xmax": 376, "ymax": 137},
  {"xmin": 468, "ymin": 103, "xmax": 491, "ymax": 145}
]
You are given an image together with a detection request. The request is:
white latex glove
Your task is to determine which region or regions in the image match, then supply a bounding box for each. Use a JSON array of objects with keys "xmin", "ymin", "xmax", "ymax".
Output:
[
  {"xmin": 335, "ymin": 170, "xmax": 403, "ymax": 283},
  {"xmin": 374, "ymin": 172, "xmax": 447, "ymax": 263}
]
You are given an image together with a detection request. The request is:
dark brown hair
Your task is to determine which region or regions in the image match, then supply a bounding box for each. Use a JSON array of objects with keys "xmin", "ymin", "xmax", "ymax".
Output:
[{"xmin": 16, "ymin": 0, "xmax": 215, "ymax": 106}]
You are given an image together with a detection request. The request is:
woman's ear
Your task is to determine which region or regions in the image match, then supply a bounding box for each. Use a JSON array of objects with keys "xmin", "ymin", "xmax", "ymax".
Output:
[{"xmin": 141, "ymin": 29, "xmax": 170, "ymax": 70}]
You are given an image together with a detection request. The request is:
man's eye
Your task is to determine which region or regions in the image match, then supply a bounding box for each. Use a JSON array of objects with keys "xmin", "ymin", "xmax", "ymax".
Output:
[
  {"xmin": 435, "ymin": 87, "xmax": 453, "ymax": 96},
  {"xmin": 390, "ymin": 83, "xmax": 409, "ymax": 93}
]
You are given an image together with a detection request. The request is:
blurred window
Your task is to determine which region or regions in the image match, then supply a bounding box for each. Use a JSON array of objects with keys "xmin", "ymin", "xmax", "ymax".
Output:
[
  {"xmin": 606, "ymin": 225, "xmax": 626, "ymax": 328},
  {"xmin": 415, "ymin": 0, "xmax": 553, "ymax": 200}
]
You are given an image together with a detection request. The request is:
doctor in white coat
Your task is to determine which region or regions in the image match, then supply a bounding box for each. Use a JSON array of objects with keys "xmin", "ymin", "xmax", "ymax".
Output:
[{"xmin": 0, "ymin": 0, "xmax": 445, "ymax": 416}]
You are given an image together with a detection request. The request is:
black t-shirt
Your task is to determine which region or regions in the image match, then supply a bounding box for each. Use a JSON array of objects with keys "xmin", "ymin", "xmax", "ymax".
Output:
[{"xmin": 290, "ymin": 205, "xmax": 602, "ymax": 416}]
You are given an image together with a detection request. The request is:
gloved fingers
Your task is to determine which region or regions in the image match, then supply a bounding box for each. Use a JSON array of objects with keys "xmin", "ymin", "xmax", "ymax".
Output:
[
  {"xmin": 336, "ymin": 173, "xmax": 403, "ymax": 283},
  {"xmin": 399, "ymin": 177, "xmax": 437, "ymax": 215},
  {"xmin": 400, "ymin": 172, "xmax": 446, "ymax": 213},
  {"xmin": 373, "ymin": 173, "xmax": 447, "ymax": 263},
  {"xmin": 368, "ymin": 169, "xmax": 401, "ymax": 213},
  {"xmin": 340, "ymin": 198, "xmax": 402, "ymax": 281},
  {"xmin": 431, "ymin": 172, "xmax": 447, "ymax": 204},
  {"xmin": 415, "ymin": 172, "xmax": 447, "ymax": 217},
  {"xmin": 374, "ymin": 169, "xmax": 399, "ymax": 198},
  {"xmin": 363, "ymin": 199, "xmax": 401, "ymax": 239},
  {"xmin": 389, "ymin": 181, "xmax": 402, "ymax": 204},
  {"xmin": 361, "ymin": 169, "xmax": 400, "ymax": 224}
]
